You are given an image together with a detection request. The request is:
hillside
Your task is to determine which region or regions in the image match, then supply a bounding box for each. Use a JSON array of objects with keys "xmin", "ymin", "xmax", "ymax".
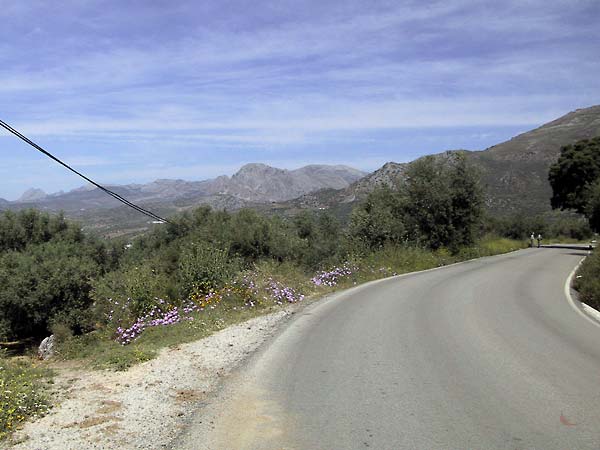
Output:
[
  {"xmin": 276, "ymin": 105, "xmax": 600, "ymax": 218},
  {"xmin": 5, "ymin": 164, "xmax": 366, "ymax": 236},
  {"xmin": 470, "ymin": 105, "xmax": 600, "ymax": 214},
  {"xmin": 5, "ymin": 106, "xmax": 600, "ymax": 234}
]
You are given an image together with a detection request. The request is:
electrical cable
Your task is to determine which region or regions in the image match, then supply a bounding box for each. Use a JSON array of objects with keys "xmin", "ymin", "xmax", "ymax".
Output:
[{"xmin": 0, "ymin": 118, "xmax": 172, "ymax": 224}]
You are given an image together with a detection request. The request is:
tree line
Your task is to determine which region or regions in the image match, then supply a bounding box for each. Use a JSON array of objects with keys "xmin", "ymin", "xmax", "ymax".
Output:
[
  {"xmin": 1, "ymin": 143, "xmax": 597, "ymax": 343},
  {"xmin": 549, "ymin": 136, "xmax": 600, "ymax": 232}
]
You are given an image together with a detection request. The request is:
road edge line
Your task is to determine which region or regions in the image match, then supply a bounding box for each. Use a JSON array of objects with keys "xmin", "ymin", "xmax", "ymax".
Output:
[{"xmin": 564, "ymin": 254, "xmax": 600, "ymax": 328}]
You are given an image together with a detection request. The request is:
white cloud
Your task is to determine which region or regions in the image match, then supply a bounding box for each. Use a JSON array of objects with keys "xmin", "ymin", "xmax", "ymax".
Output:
[{"xmin": 1, "ymin": 0, "xmax": 598, "ymax": 198}]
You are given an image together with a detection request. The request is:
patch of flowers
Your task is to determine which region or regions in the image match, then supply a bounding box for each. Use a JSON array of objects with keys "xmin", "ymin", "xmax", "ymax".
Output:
[
  {"xmin": 229, "ymin": 273, "xmax": 260, "ymax": 307},
  {"xmin": 113, "ymin": 292, "xmax": 221, "ymax": 345},
  {"xmin": 266, "ymin": 278, "xmax": 305, "ymax": 304},
  {"xmin": 112, "ymin": 271, "xmax": 307, "ymax": 345},
  {"xmin": 311, "ymin": 263, "xmax": 358, "ymax": 287},
  {"xmin": 189, "ymin": 290, "xmax": 222, "ymax": 309},
  {"xmin": 0, "ymin": 356, "xmax": 50, "ymax": 440}
]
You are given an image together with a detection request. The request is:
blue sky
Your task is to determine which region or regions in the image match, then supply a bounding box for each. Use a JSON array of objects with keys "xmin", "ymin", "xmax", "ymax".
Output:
[{"xmin": 1, "ymin": 0, "xmax": 599, "ymax": 200}]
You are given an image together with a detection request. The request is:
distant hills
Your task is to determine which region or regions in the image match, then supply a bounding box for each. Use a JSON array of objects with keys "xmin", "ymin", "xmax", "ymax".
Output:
[
  {"xmin": 279, "ymin": 105, "xmax": 600, "ymax": 217},
  {"xmin": 6, "ymin": 163, "xmax": 365, "ymax": 209},
  {"xmin": 17, "ymin": 188, "xmax": 48, "ymax": 202},
  {"xmin": 2, "ymin": 105, "xmax": 599, "ymax": 237},
  {"xmin": 0, "ymin": 164, "xmax": 366, "ymax": 236},
  {"xmin": 470, "ymin": 105, "xmax": 600, "ymax": 214}
]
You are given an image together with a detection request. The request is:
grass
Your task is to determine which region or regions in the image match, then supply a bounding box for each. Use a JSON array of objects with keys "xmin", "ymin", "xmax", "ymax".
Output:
[
  {"xmin": 350, "ymin": 236, "xmax": 525, "ymax": 286},
  {"xmin": 0, "ymin": 351, "xmax": 53, "ymax": 440},
  {"xmin": 0, "ymin": 236, "xmax": 525, "ymax": 441},
  {"xmin": 56, "ymin": 301, "xmax": 281, "ymax": 371},
  {"xmin": 52, "ymin": 237, "xmax": 524, "ymax": 372},
  {"xmin": 574, "ymin": 249, "xmax": 600, "ymax": 311}
]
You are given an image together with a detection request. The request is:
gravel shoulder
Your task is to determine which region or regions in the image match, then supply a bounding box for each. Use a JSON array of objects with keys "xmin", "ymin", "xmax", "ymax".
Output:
[{"xmin": 5, "ymin": 307, "xmax": 300, "ymax": 450}]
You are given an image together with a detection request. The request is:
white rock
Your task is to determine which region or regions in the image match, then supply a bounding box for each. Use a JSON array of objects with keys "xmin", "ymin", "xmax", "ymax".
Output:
[{"xmin": 38, "ymin": 335, "xmax": 55, "ymax": 360}]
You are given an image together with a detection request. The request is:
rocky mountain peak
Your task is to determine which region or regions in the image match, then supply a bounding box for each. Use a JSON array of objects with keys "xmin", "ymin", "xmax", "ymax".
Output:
[
  {"xmin": 234, "ymin": 163, "xmax": 287, "ymax": 179},
  {"xmin": 18, "ymin": 188, "xmax": 47, "ymax": 203}
]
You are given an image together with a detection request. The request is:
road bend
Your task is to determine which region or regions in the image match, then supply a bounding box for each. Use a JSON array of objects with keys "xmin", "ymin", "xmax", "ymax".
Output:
[{"xmin": 175, "ymin": 248, "xmax": 600, "ymax": 449}]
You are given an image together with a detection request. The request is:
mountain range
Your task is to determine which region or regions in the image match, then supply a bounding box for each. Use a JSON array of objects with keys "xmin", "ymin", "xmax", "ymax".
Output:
[
  {"xmin": 5, "ymin": 163, "xmax": 365, "ymax": 209},
  {"xmin": 281, "ymin": 105, "xmax": 600, "ymax": 217},
  {"xmin": 1, "ymin": 105, "xmax": 599, "ymax": 236},
  {"xmin": 0, "ymin": 164, "xmax": 367, "ymax": 236}
]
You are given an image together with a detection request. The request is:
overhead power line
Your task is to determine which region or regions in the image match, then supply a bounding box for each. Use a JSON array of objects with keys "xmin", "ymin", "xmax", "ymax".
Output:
[{"xmin": 0, "ymin": 118, "xmax": 171, "ymax": 224}]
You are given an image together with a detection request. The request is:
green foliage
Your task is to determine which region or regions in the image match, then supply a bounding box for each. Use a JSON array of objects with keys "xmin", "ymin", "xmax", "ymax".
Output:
[
  {"xmin": 93, "ymin": 260, "xmax": 173, "ymax": 321},
  {"xmin": 357, "ymin": 245, "xmax": 439, "ymax": 279},
  {"xmin": 455, "ymin": 235, "xmax": 526, "ymax": 259},
  {"xmin": 403, "ymin": 154, "xmax": 483, "ymax": 250},
  {"xmin": 56, "ymin": 330, "xmax": 157, "ymax": 371},
  {"xmin": 0, "ymin": 209, "xmax": 78, "ymax": 252},
  {"xmin": 128, "ymin": 207, "xmax": 303, "ymax": 267},
  {"xmin": 0, "ymin": 210, "xmax": 111, "ymax": 341},
  {"xmin": 293, "ymin": 211, "xmax": 343, "ymax": 268},
  {"xmin": 0, "ymin": 352, "xmax": 51, "ymax": 440},
  {"xmin": 0, "ymin": 240, "xmax": 103, "ymax": 340},
  {"xmin": 549, "ymin": 216, "xmax": 593, "ymax": 240},
  {"xmin": 178, "ymin": 242, "xmax": 236, "ymax": 298},
  {"xmin": 349, "ymin": 153, "xmax": 484, "ymax": 252},
  {"xmin": 56, "ymin": 296, "xmax": 270, "ymax": 371},
  {"xmin": 347, "ymin": 186, "xmax": 406, "ymax": 251},
  {"xmin": 585, "ymin": 180, "xmax": 600, "ymax": 233},
  {"xmin": 574, "ymin": 250, "xmax": 600, "ymax": 311},
  {"xmin": 487, "ymin": 214, "xmax": 548, "ymax": 240},
  {"xmin": 549, "ymin": 137, "xmax": 600, "ymax": 230},
  {"xmin": 485, "ymin": 212, "xmax": 593, "ymax": 241},
  {"xmin": 228, "ymin": 209, "xmax": 272, "ymax": 260}
]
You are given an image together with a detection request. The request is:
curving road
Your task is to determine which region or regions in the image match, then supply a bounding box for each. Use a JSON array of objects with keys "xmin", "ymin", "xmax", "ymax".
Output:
[{"xmin": 176, "ymin": 248, "xmax": 600, "ymax": 449}]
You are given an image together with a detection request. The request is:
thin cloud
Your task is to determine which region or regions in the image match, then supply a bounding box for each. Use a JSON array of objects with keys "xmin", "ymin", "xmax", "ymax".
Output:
[{"xmin": 0, "ymin": 0, "xmax": 599, "ymax": 198}]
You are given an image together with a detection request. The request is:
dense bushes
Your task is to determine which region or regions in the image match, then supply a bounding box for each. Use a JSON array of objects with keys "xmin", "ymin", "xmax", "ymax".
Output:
[
  {"xmin": 549, "ymin": 136, "xmax": 600, "ymax": 231},
  {"xmin": 87, "ymin": 207, "xmax": 333, "ymax": 334},
  {"xmin": 348, "ymin": 186, "xmax": 406, "ymax": 251},
  {"xmin": 0, "ymin": 210, "xmax": 112, "ymax": 341},
  {"xmin": 0, "ymin": 210, "xmax": 75, "ymax": 252},
  {"xmin": 549, "ymin": 137, "xmax": 600, "ymax": 215},
  {"xmin": 348, "ymin": 153, "xmax": 484, "ymax": 251},
  {"xmin": 178, "ymin": 242, "xmax": 236, "ymax": 298},
  {"xmin": 574, "ymin": 251, "xmax": 600, "ymax": 310},
  {"xmin": 4, "ymin": 154, "xmax": 588, "ymax": 345},
  {"xmin": 486, "ymin": 214, "xmax": 593, "ymax": 241}
]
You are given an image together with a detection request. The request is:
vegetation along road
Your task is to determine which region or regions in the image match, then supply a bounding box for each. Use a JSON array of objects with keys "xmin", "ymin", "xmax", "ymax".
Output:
[{"xmin": 174, "ymin": 247, "xmax": 600, "ymax": 449}]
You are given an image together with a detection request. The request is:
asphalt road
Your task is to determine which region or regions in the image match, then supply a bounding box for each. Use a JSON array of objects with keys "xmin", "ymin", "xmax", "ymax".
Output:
[{"xmin": 176, "ymin": 248, "xmax": 600, "ymax": 449}]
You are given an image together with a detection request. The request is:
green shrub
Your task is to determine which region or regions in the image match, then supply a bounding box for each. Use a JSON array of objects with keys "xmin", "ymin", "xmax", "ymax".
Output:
[
  {"xmin": 293, "ymin": 211, "xmax": 342, "ymax": 268},
  {"xmin": 0, "ymin": 209, "xmax": 77, "ymax": 252},
  {"xmin": 549, "ymin": 217, "xmax": 592, "ymax": 240},
  {"xmin": 347, "ymin": 187, "xmax": 407, "ymax": 252},
  {"xmin": 93, "ymin": 261, "xmax": 173, "ymax": 321},
  {"xmin": 0, "ymin": 241, "xmax": 102, "ymax": 340},
  {"xmin": 348, "ymin": 154, "xmax": 484, "ymax": 252},
  {"xmin": 178, "ymin": 241, "xmax": 236, "ymax": 298},
  {"xmin": 574, "ymin": 251, "xmax": 600, "ymax": 310}
]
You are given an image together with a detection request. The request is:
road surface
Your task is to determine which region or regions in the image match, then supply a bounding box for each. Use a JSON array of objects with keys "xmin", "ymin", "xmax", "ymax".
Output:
[{"xmin": 175, "ymin": 248, "xmax": 600, "ymax": 449}]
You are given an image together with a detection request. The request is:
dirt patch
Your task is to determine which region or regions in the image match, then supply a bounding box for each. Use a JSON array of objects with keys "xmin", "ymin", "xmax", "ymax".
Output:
[
  {"xmin": 78, "ymin": 415, "xmax": 121, "ymax": 429},
  {"xmin": 89, "ymin": 382, "xmax": 113, "ymax": 393},
  {"xmin": 175, "ymin": 389, "xmax": 205, "ymax": 404},
  {"xmin": 96, "ymin": 400, "xmax": 123, "ymax": 414},
  {"xmin": 9, "ymin": 309, "xmax": 293, "ymax": 449}
]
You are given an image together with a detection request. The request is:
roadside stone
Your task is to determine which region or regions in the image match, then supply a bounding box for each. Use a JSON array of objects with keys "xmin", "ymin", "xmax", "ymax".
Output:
[{"xmin": 38, "ymin": 335, "xmax": 55, "ymax": 360}]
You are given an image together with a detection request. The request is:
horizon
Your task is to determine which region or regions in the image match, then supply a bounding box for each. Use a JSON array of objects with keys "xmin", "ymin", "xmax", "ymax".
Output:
[
  {"xmin": 9, "ymin": 161, "xmax": 373, "ymax": 201},
  {"xmin": 1, "ymin": 0, "xmax": 599, "ymax": 200}
]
